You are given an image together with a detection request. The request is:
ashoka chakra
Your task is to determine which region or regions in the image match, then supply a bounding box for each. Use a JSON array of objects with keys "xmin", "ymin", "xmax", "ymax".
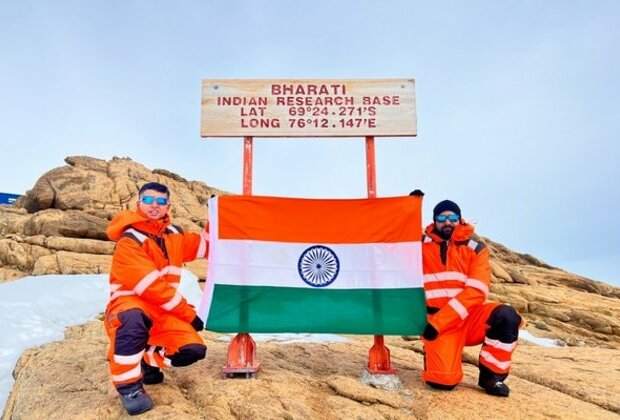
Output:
[{"xmin": 297, "ymin": 245, "xmax": 340, "ymax": 287}]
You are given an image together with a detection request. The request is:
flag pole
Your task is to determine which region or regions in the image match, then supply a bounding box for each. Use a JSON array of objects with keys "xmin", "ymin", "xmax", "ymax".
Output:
[
  {"xmin": 365, "ymin": 135, "xmax": 396, "ymax": 375},
  {"xmin": 222, "ymin": 136, "xmax": 261, "ymax": 378}
]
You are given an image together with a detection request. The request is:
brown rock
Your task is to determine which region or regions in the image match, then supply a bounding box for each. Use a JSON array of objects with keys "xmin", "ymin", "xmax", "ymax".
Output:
[
  {"xmin": 0, "ymin": 156, "xmax": 225, "ymax": 281},
  {"xmin": 55, "ymin": 252, "xmax": 111, "ymax": 275},
  {"xmin": 31, "ymin": 255, "xmax": 60, "ymax": 276},
  {"xmin": 506, "ymin": 267, "xmax": 533, "ymax": 285},
  {"xmin": 0, "ymin": 239, "xmax": 51, "ymax": 272},
  {"xmin": 23, "ymin": 209, "xmax": 108, "ymax": 240},
  {"xmin": 4, "ymin": 322, "xmax": 620, "ymax": 419},
  {"xmin": 534, "ymin": 320, "xmax": 551, "ymax": 331},
  {"xmin": 0, "ymin": 208, "xmax": 30, "ymax": 236},
  {"xmin": 529, "ymin": 302, "xmax": 572, "ymax": 322},
  {"xmin": 488, "ymin": 284, "xmax": 529, "ymax": 313},
  {"xmin": 489, "ymin": 260, "xmax": 511, "ymax": 283},
  {"xmin": 0, "ymin": 267, "xmax": 28, "ymax": 282},
  {"xmin": 45, "ymin": 237, "xmax": 115, "ymax": 255}
]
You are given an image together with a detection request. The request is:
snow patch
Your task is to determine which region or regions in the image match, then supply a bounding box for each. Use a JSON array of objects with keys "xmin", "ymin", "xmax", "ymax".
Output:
[
  {"xmin": 519, "ymin": 330, "xmax": 561, "ymax": 348},
  {"xmin": 0, "ymin": 271, "xmax": 201, "ymax": 412}
]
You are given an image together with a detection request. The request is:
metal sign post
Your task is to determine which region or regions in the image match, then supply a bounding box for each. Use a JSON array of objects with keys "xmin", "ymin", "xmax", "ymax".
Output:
[
  {"xmin": 201, "ymin": 79, "xmax": 417, "ymax": 377},
  {"xmin": 220, "ymin": 134, "xmax": 261, "ymax": 377}
]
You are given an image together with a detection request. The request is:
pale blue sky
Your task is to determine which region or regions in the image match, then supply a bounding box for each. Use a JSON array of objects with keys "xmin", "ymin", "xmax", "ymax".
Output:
[{"xmin": 1, "ymin": 1, "xmax": 619, "ymax": 286}]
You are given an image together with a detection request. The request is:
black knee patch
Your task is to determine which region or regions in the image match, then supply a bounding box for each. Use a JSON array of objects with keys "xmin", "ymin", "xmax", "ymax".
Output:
[
  {"xmin": 426, "ymin": 381, "xmax": 457, "ymax": 391},
  {"xmin": 486, "ymin": 305, "xmax": 521, "ymax": 343},
  {"xmin": 115, "ymin": 309, "xmax": 152, "ymax": 356},
  {"xmin": 170, "ymin": 343, "xmax": 207, "ymax": 367}
]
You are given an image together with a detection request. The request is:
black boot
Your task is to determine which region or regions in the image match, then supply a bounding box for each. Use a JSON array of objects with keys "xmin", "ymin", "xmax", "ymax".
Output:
[
  {"xmin": 117, "ymin": 381, "xmax": 153, "ymax": 415},
  {"xmin": 141, "ymin": 360, "xmax": 164, "ymax": 385},
  {"xmin": 478, "ymin": 364, "xmax": 510, "ymax": 397},
  {"xmin": 425, "ymin": 381, "xmax": 457, "ymax": 391},
  {"xmin": 479, "ymin": 379, "xmax": 510, "ymax": 397}
]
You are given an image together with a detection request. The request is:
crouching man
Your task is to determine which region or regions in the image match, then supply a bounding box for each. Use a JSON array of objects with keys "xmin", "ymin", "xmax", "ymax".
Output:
[
  {"xmin": 420, "ymin": 198, "xmax": 522, "ymax": 396},
  {"xmin": 104, "ymin": 182, "xmax": 209, "ymax": 415}
]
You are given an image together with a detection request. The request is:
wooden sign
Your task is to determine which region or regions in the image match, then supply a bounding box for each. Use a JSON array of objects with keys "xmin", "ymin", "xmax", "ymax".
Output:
[{"xmin": 201, "ymin": 79, "xmax": 416, "ymax": 137}]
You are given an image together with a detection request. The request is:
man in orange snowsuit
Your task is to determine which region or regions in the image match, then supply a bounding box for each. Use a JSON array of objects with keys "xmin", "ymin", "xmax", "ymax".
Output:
[
  {"xmin": 104, "ymin": 182, "xmax": 209, "ymax": 415},
  {"xmin": 420, "ymin": 199, "xmax": 521, "ymax": 397}
]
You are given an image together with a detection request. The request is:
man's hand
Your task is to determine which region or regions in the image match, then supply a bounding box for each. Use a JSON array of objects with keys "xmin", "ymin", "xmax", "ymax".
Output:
[
  {"xmin": 191, "ymin": 315, "xmax": 204, "ymax": 332},
  {"xmin": 422, "ymin": 323, "xmax": 439, "ymax": 341}
]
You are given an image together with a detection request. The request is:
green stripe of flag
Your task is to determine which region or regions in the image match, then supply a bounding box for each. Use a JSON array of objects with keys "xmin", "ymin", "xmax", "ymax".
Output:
[{"xmin": 205, "ymin": 285, "xmax": 427, "ymax": 335}]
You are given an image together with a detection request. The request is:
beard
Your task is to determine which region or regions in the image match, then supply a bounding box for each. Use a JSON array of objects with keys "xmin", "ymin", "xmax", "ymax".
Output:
[{"xmin": 434, "ymin": 224, "xmax": 454, "ymax": 240}]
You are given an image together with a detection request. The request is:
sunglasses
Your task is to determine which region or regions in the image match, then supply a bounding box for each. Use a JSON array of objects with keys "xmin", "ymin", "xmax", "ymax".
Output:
[
  {"xmin": 140, "ymin": 195, "xmax": 169, "ymax": 206},
  {"xmin": 436, "ymin": 214, "xmax": 460, "ymax": 223}
]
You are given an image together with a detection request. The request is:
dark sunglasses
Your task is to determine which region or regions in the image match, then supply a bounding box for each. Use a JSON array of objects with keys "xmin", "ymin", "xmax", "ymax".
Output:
[
  {"xmin": 436, "ymin": 214, "xmax": 459, "ymax": 223},
  {"xmin": 140, "ymin": 195, "xmax": 169, "ymax": 206}
]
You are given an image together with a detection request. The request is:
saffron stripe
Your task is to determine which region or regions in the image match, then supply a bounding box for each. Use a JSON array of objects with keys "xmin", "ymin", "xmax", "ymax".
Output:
[{"xmin": 216, "ymin": 195, "xmax": 423, "ymax": 243}]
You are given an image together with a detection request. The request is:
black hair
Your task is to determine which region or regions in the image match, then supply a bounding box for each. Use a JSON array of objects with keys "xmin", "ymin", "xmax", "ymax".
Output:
[{"xmin": 139, "ymin": 182, "xmax": 170, "ymax": 198}]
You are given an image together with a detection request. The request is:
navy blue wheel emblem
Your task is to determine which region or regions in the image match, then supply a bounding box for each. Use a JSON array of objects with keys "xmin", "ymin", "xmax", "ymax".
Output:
[{"xmin": 297, "ymin": 245, "xmax": 340, "ymax": 287}]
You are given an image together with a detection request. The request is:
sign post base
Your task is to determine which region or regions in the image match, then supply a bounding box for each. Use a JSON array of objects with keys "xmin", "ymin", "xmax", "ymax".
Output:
[{"xmin": 222, "ymin": 333, "xmax": 261, "ymax": 378}]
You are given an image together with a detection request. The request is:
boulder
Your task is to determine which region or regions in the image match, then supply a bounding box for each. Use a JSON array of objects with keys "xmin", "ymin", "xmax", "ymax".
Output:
[
  {"xmin": 489, "ymin": 260, "xmax": 511, "ymax": 283},
  {"xmin": 23, "ymin": 209, "xmax": 108, "ymax": 240}
]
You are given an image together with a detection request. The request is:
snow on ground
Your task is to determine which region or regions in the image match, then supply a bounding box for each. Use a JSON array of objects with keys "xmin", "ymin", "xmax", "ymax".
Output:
[
  {"xmin": 0, "ymin": 273, "xmax": 560, "ymax": 411},
  {"xmin": 0, "ymin": 271, "xmax": 201, "ymax": 411},
  {"xmin": 519, "ymin": 329, "xmax": 561, "ymax": 348},
  {"xmin": 0, "ymin": 274, "xmax": 108, "ymax": 412}
]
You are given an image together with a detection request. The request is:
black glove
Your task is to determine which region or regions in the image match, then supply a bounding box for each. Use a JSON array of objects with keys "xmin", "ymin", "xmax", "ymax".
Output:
[
  {"xmin": 409, "ymin": 189, "xmax": 424, "ymax": 197},
  {"xmin": 191, "ymin": 315, "xmax": 204, "ymax": 332},
  {"xmin": 422, "ymin": 323, "xmax": 439, "ymax": 341}
]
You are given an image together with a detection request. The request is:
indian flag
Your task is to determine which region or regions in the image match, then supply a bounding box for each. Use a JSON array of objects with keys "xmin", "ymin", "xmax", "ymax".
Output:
[{"xmin": 198, "ymin": 195, "xmax": 426, "ymax": 335}]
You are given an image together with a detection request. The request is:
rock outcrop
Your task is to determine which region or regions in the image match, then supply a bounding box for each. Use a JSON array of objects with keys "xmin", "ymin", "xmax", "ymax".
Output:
[
  {"xmin": 0, "ymin": 156, "xmax": 223, "ymax": 282},
  {"xmin": 3, "ymin": 321, "xmax": 619, "ymax": 419},
  {"xmin": 1, "ymin": 155, "xmax": 620, "ymax": 419}
]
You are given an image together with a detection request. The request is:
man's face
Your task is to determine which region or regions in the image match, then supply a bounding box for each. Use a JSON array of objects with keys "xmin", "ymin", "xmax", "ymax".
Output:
[
  {"xmin": 137, "ymin": 189, "xmax": 171, "ymax": 220},
  {"xmin": 434, "ymin": 211, "xmax": 460, "ymax": 238}
]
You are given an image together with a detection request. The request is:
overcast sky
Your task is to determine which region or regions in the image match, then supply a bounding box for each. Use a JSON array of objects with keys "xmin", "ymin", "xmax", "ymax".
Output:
[{"xmin": 1, "ymin": 1, "xmax": 618, "ymax": 286}]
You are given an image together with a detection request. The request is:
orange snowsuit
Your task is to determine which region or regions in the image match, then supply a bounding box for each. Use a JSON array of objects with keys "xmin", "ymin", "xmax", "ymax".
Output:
[
  {"xmin": 104, "ymin": 209, "xmax": 209, "ymax": 386},
  {"xmin": 422, "ymin": 221, "xmax": 521, "ymax": 387}
]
